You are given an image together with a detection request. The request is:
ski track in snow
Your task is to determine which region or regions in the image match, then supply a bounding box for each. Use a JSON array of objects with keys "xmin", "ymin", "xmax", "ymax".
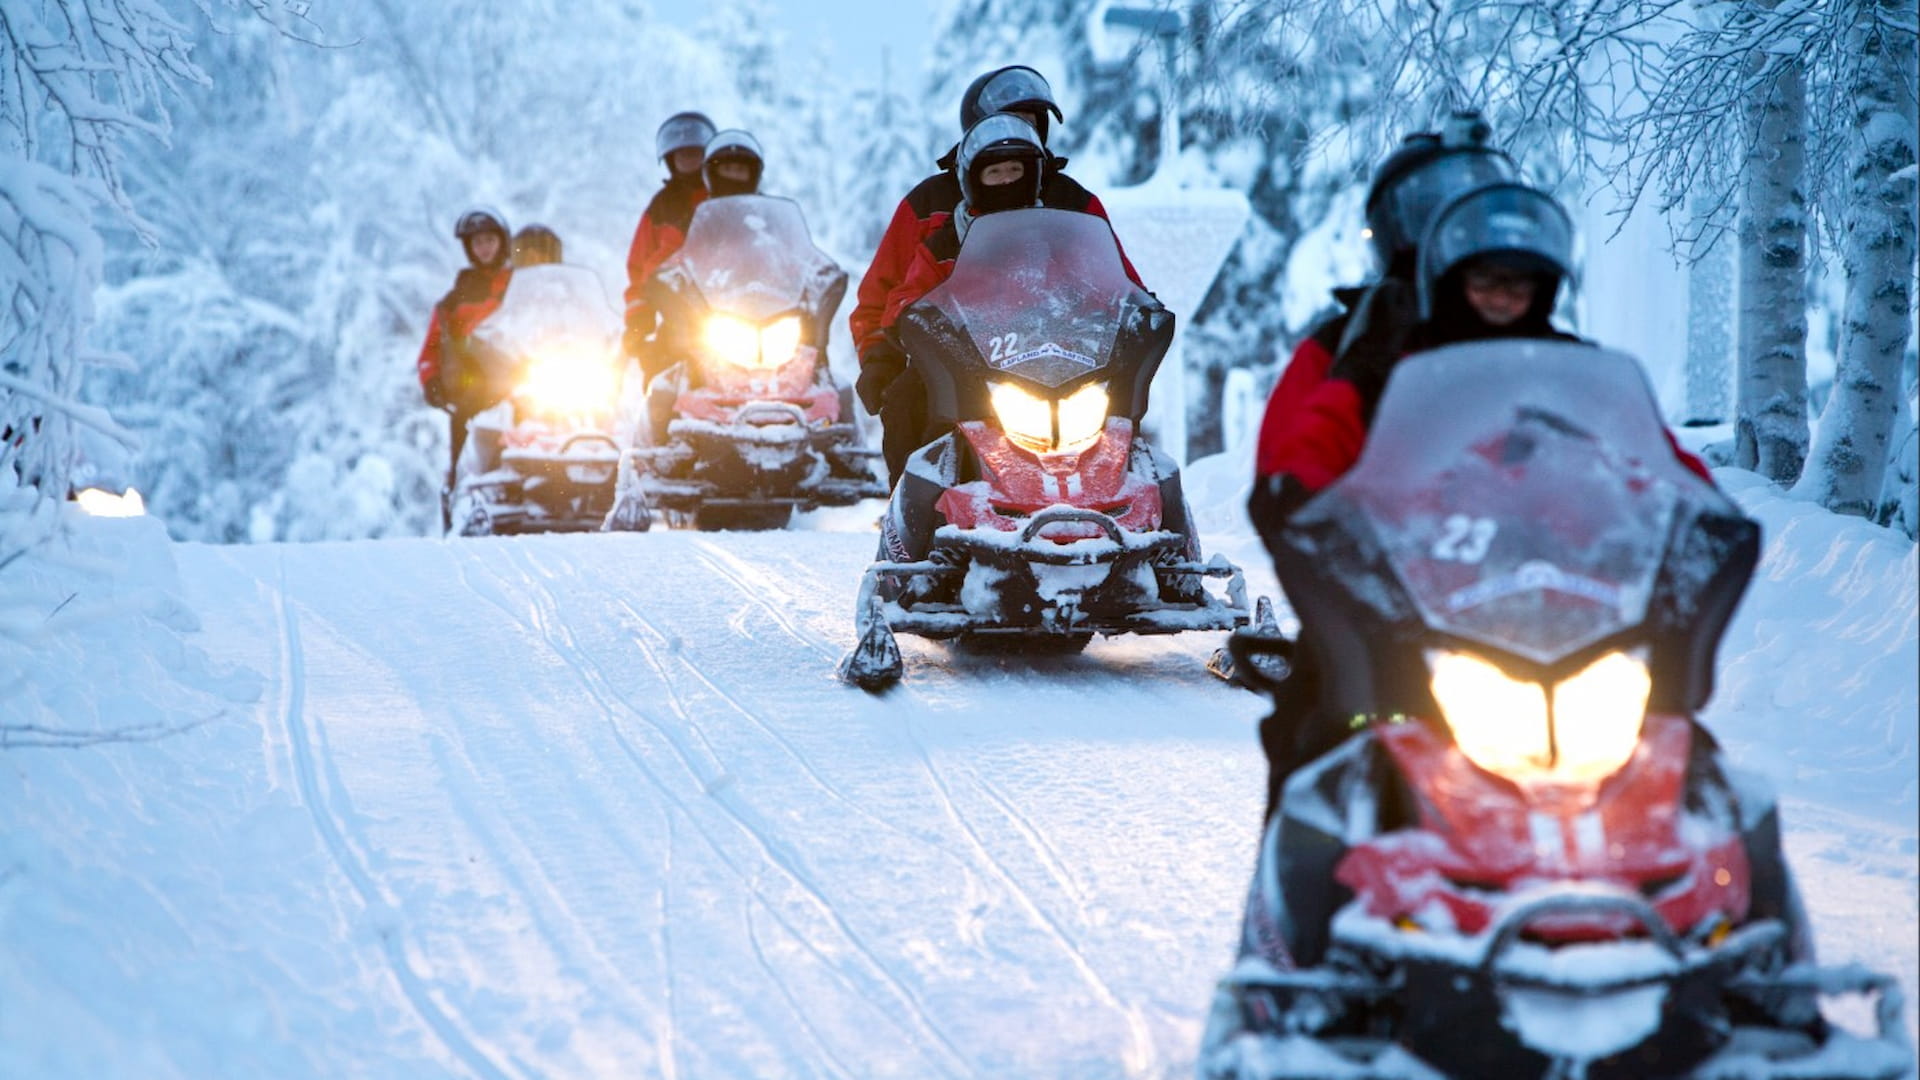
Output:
[
  {"xmin": 467, "ymin": 539, "xmax": 978, "ymax": 1077},
  {"xmin": 271, "ymin": 555, "xmax": 513, "ymax": 1080},
  {"xmin": 694, "ymin": 534, "xmax": 1161, "ymax": 1073},
  {"xmin": 11, "ymin": 522, "xmax": 1911, "ymax": 1078}
]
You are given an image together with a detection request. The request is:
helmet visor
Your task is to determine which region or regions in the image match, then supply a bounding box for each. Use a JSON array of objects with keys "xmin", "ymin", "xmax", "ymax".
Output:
[
  {"xmin": 1373, "ymin": 150, "xmax": 1518, "ymax": 263},
  {"xmin": 656, "ymin": 113, "xmax": 717, "ymax": 160},
  {"xmin": 1420, "ymin": 184, "xmax": 1575, "ymax": 313},
  {"xmin": 456, "ymin": 209, "xmax": 507, "ymax": 239},
  {"xmin": 975, "ymin": 67, "xmax": 1063, "ymax": 121}
]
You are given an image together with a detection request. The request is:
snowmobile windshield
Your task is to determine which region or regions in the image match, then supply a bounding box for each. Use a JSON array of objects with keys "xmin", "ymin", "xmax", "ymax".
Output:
[
  {"xmin": 666, "ymin": 195, "xmax": 845, "ymax": 324},
  {"xmin": 1297, "ymin": 341, "xmax": 1746, "ymax": 669},
  {"xmin": 470, "ymin": 264, "xmax": 620, "ymax": 363},
  {"xmin": 910, "ymin": 208, "xmax": 1159, "ymax": 397}
]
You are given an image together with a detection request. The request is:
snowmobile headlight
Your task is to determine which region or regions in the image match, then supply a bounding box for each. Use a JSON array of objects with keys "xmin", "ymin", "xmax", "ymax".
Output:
[
  {"xmin": 1055, "ymin": 382, "xmax": 1109, "ymax": 451},
  {"xmin": 990, "ymin": 381, "xmax": 1056, "ymax": 452},
  {"xmin": 990, "ymin": 380, "xmax": 1109, "ymax": 454},
  {"xmin": 74, "ymin": 487, "xmax": 146, "ymax": 517},
  {"xmin": 759, "ymin": 315, "xmax": 803, "ymax": 369},
  {"xmin": 520, "ymin": 342, "xmax": 616, "ymax": 417},
  {"xmin": 1427, "ymin": 648, "xmax": 1648, "ymax": 786},
  {"xmin": 702, "ymin": 313, "xmax": 762, "ymax": 368}
]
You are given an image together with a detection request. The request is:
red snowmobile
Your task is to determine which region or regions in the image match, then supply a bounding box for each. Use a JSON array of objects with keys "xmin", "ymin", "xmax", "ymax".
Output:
[
  {"xmin": 450, "ymin": 263, "xmax": 635, "ymax": 536},
  {"xmin": 839, "ymin": 208, "xmax": 1249, "ymax": 689},
  {"xmin": 611, "ymin": 194, "xmax": 884, "ymax": 531},
  {"xmin": 1200, "ymin": 341, "xmax": 1911, "ymax": 1079}
]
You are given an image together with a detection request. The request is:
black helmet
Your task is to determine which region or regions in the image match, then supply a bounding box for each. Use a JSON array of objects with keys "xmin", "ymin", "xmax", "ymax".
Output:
[
  {"xmin": 1364, "ymin": 112, "xmax": 1518, "ymax": 277},
  {"xmin": 656, "ymin": 110, "xmax": 717, "ymax": 163},
  {"xmin": 960, "ymin": 65, "xmax": 1063, "ymax": 145},
  {"xmin": 454, "ymin": 206, "xmax": 508, "ymax": 241},
  {"xmin": 1416, "ymin": 181, "xmax": 1575, "ymax": 320},
  {"xmin": 511, "ymin": 224, "xmax": 562, "ymax": 267},
  {"xmin": 453, "ymin": 207, "xmax": 509, "ymax": 266},
  {"xmin": 958, "ymin": 112, "xmax": 1046, "ymax": 216},
  {"xmin": 702, "ymin": 129, "xmax": 764, "ymax": 197}
]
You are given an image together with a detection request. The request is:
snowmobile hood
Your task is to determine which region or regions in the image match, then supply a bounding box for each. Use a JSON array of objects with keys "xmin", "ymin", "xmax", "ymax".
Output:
[
  {"xmin": 895, "ymin": 207, "xmax": 1169, "ymax": 430},
  {"xmin": 1277, "ymin": 341, "xmax": 1758, "ymax": 715}
]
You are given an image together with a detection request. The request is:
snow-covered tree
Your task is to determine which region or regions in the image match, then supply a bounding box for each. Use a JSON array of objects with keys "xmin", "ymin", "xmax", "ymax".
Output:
[
  {"xmin": 1, "ymin": 0, "xmax": 319, "ymax": 562},
  {"xmin": 1733, "ymin": 0, "xmax": 1812, "ymax": 481},
  {"xmin": 1794, "ymin": 0, "xmax": 1917, "ymax": 517}
]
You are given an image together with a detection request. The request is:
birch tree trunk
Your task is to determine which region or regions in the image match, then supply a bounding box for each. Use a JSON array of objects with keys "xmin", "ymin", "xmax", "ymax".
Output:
[
  {"xmin": 1734, "ymin": 4, "xmax": 1811, "ymax": 482},
  {"xmin": 1793, "ymin": 0, "xmax": 1919, "ymax": 516}
]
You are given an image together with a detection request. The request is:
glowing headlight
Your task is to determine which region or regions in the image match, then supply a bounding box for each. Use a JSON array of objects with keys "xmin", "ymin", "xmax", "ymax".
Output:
[
  {"xmin": 1055, "ymin": 382, "xmax": 1110, "ymax": 450},
  {"xmin": 519, "ymin": 343, "xmax": 616, "ymax": 416},
  {"xmin": 990, "ymin": 381, "xmax": 1055, "ymax": 451},
  {"xmin": 1427, "ymin": 648, "xmax": 1649, "ymax": 785},
  {"xmin": 702, "ymin": 313, "xmax": 804, "ymax": 370},
  {"xmin": 702, "ymin": 314, "xmax": 761, "ymax": 367},
  {"xmin": 989, "ymin": 380, "xmax": 1109, "ymax": 454},
  {"xmin": 74, "ymin": 487, "xmax": 146, "ymax": 517},
  {"xmin": 759, "ymin": 316, "xmax": 802, "ymax": 368}
]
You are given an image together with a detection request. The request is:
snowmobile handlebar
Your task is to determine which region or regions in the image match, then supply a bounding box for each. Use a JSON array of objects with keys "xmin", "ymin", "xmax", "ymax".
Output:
[
  {"xmin": 1016, "ymin": 507, "xmax": 1126, "ymax": 545},
  {"xmin": 1480, "ymin": 887, "xmax": 1689, "ymax": 977}
]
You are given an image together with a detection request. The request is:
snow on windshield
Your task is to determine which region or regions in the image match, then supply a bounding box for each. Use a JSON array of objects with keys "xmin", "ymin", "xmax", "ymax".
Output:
[
  {"xmin": 922, "ymin": 209, "xmax": 1139, "ymax": 388},
  {"xmin": 470, "ymin": 264, "xmax": 620, "ymax": 360},
  {"xmin": 1331, "ymin": 343, "xmax": 1722, "ymax": 663},
  {"xmin": 671, "ymin": 195, "xmax": 843, "ymax": 323}
]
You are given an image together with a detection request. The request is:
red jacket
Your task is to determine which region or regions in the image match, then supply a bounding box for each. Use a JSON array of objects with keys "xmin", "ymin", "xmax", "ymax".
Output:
[
  {"xmin": 623, "ymin": 174, "xmax": 708, "ymax": 318},
  {"xmin": 852, "ymin": 164, "xmax": 1144, "ymax": 360},
  {"xmin": 1254, "ymin": 306, "xmax": 1353, "ymax": 479},
  {"xmin": 1255, "ymin": 326, "xmax": 1713, "ymax": 492},
  {"xmin": 417, "ymin": 265, "xmax": 511, "ymax": 395}
]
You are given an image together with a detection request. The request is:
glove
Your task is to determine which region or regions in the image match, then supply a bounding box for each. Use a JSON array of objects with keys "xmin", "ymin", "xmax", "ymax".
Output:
[
  {"xmin": 623, "ymin": 303, "xmax": 657, "ymax": 353},
  {"xmin": 855, "ymin": 344, "xmax": 907, "ymax": 415},
  {"xmin": 623, "ymin": 325, "xmax": 653, "ymax": 364},
  {"xmin": 423, "ymin": 376, "xmax": 449, "ymax": 410},
  {"xmin": 1329, "ymin": 278, "xmax": 1417, "ymax": 420}
]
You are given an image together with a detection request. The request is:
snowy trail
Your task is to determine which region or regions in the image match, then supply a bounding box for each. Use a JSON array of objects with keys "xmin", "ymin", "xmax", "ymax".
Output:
[
  {"xmin": 167, "ymin": 531, "xmax": 1270, "ymax": 1078},
  {"xmin": 5, "ymin": 515, "xmax": 1910, "ymax": 1079}
]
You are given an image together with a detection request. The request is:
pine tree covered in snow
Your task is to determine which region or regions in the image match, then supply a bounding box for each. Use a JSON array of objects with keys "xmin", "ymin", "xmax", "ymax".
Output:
[{"xmin": 1, "ymin": 0, "xmax": 273, "ymax": 561}]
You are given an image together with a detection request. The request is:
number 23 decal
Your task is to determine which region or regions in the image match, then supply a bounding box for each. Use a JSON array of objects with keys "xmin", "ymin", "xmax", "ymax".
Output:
[{"xmin": 1431, "ymin": 514, "xmax": 1498, "ymax": 563}]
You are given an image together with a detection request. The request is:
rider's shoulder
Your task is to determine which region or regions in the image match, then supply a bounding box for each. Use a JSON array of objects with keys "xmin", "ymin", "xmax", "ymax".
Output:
[
  {"xmin": 904, "ymin": 171, "xmax": 962, "ymax": 218},
  {"xmin": 645, "ymin": 175, "xmax": 704, "ymax": 224},
  {"xmin": 1038, "ymin": 170, "xmax": 1096, "ymax": 212}
]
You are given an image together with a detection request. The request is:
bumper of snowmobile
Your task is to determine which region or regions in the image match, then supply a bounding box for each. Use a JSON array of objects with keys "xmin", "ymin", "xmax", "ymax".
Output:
[
  {"xmin": 1201, "ymin": 890, "xmax": 1913, "ymax": 1080},
  {"xmin": 627, "ymin": 412, "xmax": 885, "ymax": 513},
  {"xmin": 454, "ymin": 432, "xmax": 628, "ymax": 536},
  {"xmin": 864, "ymin": 508, "xmax": 1249, "ymax": 638}
]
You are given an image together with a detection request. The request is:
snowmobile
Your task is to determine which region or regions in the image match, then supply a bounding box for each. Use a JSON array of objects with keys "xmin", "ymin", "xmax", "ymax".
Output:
[
  {"xmin": 611, "ymin": 194, "xmax": 884, "ymax": 531},
  {"xmin": 839, "ymin": 208, "xmax": 1250, "ymax": 689},
  {"xmin": 449, "ymin": 263, "xmax": 636, "ymax": 536},
  {"xmin": 1199, "ymin": 341, "xmax": 1911, "ymax": 1079}
]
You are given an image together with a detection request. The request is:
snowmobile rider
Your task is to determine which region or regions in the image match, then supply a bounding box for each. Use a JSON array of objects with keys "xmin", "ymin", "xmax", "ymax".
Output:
[
  {"xmin": 623, "ymin": 111, "xmax": 715, "ymax": 377},
  {"xmin": 701, "ymin": 129, "xmax": 765, "ymax": 198},
  {"xmin": 418, "ymin": 206, "xmax": 514, "ymax": 529},
  {"xmin": 1251, "ymin": 113, "xmax": 1517, "ymax": 513},
  {"xmin": 1245, "ymin": 180, "xmax": 1715, "ymax": 825},
  {"xmin": 510, "ymin": 223, "xmax": 563, "ymax": 268},
  {"xmin": 866, "ymin": 110, "xmax": 1147, "ymax": 485},
  {"xmin": 851, "ymin": 65, "xmax": 1142, "ymax": 476}
]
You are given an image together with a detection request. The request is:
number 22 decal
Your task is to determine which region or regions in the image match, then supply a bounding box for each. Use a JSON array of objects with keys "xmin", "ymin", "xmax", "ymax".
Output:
[
  {"xmin": 1432, "ymin": 514, "xmax": 1498, "ymax": 563},
  {"xmin": 987, "ymin": 332, "xmax": 1019, "ymax": 365}
]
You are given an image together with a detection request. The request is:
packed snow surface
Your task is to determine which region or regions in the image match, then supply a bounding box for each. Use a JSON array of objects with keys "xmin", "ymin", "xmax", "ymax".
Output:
[{"xmin": 3, "ymin": 460, "xmax": 1914, "ymax": 1078}]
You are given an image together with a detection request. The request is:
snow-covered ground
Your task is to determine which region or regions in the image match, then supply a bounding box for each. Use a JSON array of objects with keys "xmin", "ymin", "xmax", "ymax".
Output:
[{"xmin": 2, "ymin": 459, "xmax": 1914, "ymax": 1078}]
